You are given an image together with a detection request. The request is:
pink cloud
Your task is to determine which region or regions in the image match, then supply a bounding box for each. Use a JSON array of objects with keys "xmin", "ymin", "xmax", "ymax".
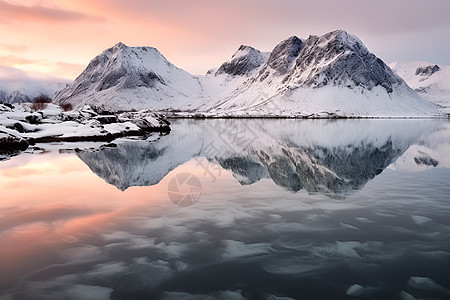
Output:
[
  {"xmin": 0, "ymin": 0, "xmax": 105, "ymax": 24},
  {"xmin": 1, "ymin": 0, "xmax": 450, "ymax": 77}
]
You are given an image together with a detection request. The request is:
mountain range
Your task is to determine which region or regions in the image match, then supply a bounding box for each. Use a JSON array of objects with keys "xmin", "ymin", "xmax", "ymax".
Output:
[
  {"xmin": 53, "ymin": 30, "xmax": 440, "ymax": 117},
  {"xmin": 0, "ymin": 30, "xmax": 448, "ymax": 117}
]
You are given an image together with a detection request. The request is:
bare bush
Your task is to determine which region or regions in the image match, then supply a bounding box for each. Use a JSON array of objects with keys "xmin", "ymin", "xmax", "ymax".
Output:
[
  {"xmin": 60, "ymin": 103, "xmax": 73, "ymax": 111},
  {"xmin": 31, "ymin": 94, "xmax": 52, "ymax": 111}
]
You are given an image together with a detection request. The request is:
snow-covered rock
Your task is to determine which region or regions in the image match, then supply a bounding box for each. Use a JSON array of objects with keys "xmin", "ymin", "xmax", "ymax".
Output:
[
  {"xmin": 0, "ymin": 125, "xmax": 28, "ymax": 160},
  {"xmin": 257, "ymin": 35, "xmax": 304, "ymax": 80},
  {"xmin": 215, "ymin": 45, "xmax": 269, "ymax": 77},
  {"xmin": 0, "ymin": 103, "xmax": 170, "ymax": 160},
  {"xmin": 390, "ymin": 61, "xmax": 450, "ymax": 114}
]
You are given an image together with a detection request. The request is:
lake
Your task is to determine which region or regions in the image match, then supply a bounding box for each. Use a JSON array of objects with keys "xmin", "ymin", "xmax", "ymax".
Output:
[{"xmin": 1, "ymin": 119, "xmax": 449, "ymax": 300}]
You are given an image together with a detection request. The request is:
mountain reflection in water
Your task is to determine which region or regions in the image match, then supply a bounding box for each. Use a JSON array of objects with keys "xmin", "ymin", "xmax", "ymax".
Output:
[
  {"xmin": 78, "ymin": 119, "xmax": 441, "ymax": 198},
  {"xmin": 1, "ymin": 119, "xmax": 449, "ymax": 300}
]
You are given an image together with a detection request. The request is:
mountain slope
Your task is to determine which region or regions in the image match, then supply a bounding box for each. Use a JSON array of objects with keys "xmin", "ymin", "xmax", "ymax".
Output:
[
  {"xmin": 286, "ymin": 31, "xmax": 401, "ymax": 92},
  {"xmin": 390, "ymin": 61, "xmax": 450, "ymax": 114},
  {"xmin": 0, "ymin": 66, "xmax": 67, "ymax": 103},
  {"xmin": 206, "ymin": 30, "xmax": 436, "ymax": 117},
  {"xmin": 54, "ymin": 42, "xmax": 203, "ymax": 112},
  {"xmin": 55, "ymin": 31, "xmax": 439, "ymax": 117},
  {"xmin": 257, "ymin": 35, "xmax": 305, "ymax": 80}
]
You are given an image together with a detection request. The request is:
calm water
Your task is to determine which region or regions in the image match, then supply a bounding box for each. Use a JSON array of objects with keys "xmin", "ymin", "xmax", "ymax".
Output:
[{"xmin": 1, "ymin": 119, "xmax": 450, "ymax": 300}]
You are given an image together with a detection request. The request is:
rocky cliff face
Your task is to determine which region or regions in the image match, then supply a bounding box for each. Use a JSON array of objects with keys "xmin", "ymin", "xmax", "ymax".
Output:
[
  {"xmin": 215, "ymin": 45, "xmax": 268, "ymax": 77},
  {"xmin": 257, "ymin": 36, "xmax": 304, "ymax": 80},
  {"xmin": 285, "ymin": 30, "xmax": 404, "ymax": 93}
]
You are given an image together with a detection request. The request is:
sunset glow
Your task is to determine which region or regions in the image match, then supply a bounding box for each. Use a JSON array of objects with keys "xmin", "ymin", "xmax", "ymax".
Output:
[
  {"xmin": 1, "ymin": 0, "xmax": 449, "ymax": 79},
  {"xmin": 0, "ymin": 152, "xmax": 237, "ymax": 287}
]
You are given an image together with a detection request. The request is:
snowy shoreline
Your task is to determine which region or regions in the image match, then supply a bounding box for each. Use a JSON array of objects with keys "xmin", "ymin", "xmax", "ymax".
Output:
[
  {"xmin": 165, "ymin": 114, "xmax": 449, "ymax": 119},
  {"xmin": 0, "ymin": 103, "xmax": 170, "ymax": 160}
]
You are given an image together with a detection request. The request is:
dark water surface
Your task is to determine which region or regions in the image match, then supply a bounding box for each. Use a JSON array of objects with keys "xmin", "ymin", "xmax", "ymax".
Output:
[{"xmin": 1, "ymin": 119, "xmax": 449, "ymax": 300}]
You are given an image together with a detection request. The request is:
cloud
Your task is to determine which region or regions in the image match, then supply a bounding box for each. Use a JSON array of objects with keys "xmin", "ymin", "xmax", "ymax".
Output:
[
  {"xmin": 0, "ymin": 54, "xmax": 38, "ymax": 65},
  {"xmin": 0, "ymin": 203, "xmax": 95, "ymax": 231},
  {"xmin": 49, "ymin": 61, "xmax": 85, "ymax": 79},
  {"xmin": 0, "ymin": 0, "xmax": 449, "ymax": 77},
  {"xmin": 0, "ymin": 44, "xmax": 28, "ymax": 53},
  {"xmin": 0, "ymin": 0, "xmax": 105, "ymax": 24},
  {"xmin": 0, "ymin": 54, "xmax": 84, "ymax": 80},
  {"xmin": 59, "ymin": 0, "xmax": 450, "ymax": 72},
  {"xmin": 0, "ymin": 65, "xmax": 30, "ymax": 80}
]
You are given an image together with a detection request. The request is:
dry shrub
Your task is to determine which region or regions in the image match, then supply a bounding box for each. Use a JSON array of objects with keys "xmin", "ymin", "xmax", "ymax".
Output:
[
  {"xmin": 31, "ymin": 94, "xmax": 52, "ymax": 111},
  {"xmin": 60, "ymin": 103, "xmax": 73, "ymax": 111}
]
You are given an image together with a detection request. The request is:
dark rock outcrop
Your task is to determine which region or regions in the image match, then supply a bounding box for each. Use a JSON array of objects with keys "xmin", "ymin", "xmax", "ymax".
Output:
[
  {"xmin": 258, "ymin": 36, "xmax": 304, "ymax": 80},
  {"xmin": 415, "ymin": 64, "xmax": 440, "ymax": 76},
  {"xmin": 215, "ymin": 45, "xmax": 267, "ymax": 76}
]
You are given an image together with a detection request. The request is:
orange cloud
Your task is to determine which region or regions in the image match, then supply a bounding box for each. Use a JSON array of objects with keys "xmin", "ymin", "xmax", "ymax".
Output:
[
  {"xmin": 0, "ymin": 44, "xmax": 28, "ymax": 53},
  {"xmin": 0, "ymin": 203, "xmax": 95, "ymax": 232},
  {"xmin": 0, "ymin": 0, "xmax": 450, "ymax": 79},
  {"xmin": 0, "ymin": 54, "xmax": 84, "ymax": 79},
  {"xmin": 0, "ymin": 54, "xmax": 38, "ymax": 65},
  {"xmin": 0, "ymin": 0, "xmax": 105, "ymax": 24}
]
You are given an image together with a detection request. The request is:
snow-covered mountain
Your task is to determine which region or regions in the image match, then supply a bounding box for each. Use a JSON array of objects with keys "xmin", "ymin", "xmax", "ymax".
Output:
[
  {"xmin": 55, "ymin": 31, "xmax": 438, "ymax": 117},
  {"xmin": 203, "ymin": 30, "xmax": 436, "ymax": 117},
  {"xmin": 0, "ymin": 66, "xmax": 68, "ymax": 103},
  {"xmin": 390, "ymin": 61, "xmax": 450, "ymax": 115},
  {"xmin": 54, "ymin": 42, "xmax": 203, "ymax": 112}
]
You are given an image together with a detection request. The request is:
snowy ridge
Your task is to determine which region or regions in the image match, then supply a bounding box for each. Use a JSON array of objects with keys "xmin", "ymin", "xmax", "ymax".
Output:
[
  {"xmin": 55, "ymin": 31, "xmax": 439, "ymax": 117},
  {"xmin": 286, "ymin": 31, "xmax": 399, "ymax": 91},
  {"xmin": 215, "ymin": 45, "xmax": 269, "ymax": 77},
  {"xmin": 0, "ymin": 66, "xmax": 68, "ymax": 103},
  {"xmin": 203, "ymin": 30, "xmax": 435, "ymax": 117},
  {"xmin": 390, "ymin": 61, "xmax": 450, "ymax": 114}
]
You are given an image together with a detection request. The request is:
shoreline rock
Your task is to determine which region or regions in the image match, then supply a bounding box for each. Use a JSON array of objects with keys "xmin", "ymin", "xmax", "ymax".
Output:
[{"xmin": 0, "ymin": 103, "xmax": 170, "ymax": 160}]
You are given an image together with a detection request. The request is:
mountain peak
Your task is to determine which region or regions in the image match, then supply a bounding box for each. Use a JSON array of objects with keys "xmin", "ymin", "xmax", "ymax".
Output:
[
  {"xmin": 285, "ymin": 30, "xmax": 400, "ymax": 92},
  {"xmin": 257, "ymin": 35, "xmax": 304, "ymax": 80},
  {"xmin": 235, "ymin": 45, "xmax": 255, "ymax": 54},
  {"xmin": 215, "ymin": 45, "xmax": 267, "ymax": 76},
  {"xmin": 113, "ymin": 41, "xmax": 127, "ymax": 49},
  {"xmin": 54, "ymin": 42, "xmax": 202, "ymax": 111},
  {"xmin": 324, "ymin": 30, "xmax": 367, "ymax": 50}
]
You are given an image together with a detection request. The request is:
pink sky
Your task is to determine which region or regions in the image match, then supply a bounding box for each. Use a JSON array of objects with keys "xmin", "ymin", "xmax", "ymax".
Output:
[{"xmin": 1, "ymin": 0, "xmax": 449, "ymax": 79}]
